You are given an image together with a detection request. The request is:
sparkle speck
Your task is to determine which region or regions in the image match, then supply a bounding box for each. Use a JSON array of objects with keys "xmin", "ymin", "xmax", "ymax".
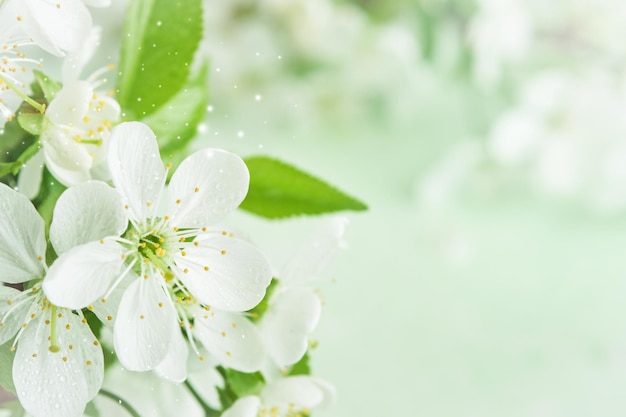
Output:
[
  {"xmin": 237, "ymin": 131, "xmax": 245, "ymax": 138},
  {"xmin": 207, "ymin": 105, "xmax": 214, "ymax": 112},
  {"xmin": 255, "ymin": 94, "xmax": 262, "ymax": 101}
]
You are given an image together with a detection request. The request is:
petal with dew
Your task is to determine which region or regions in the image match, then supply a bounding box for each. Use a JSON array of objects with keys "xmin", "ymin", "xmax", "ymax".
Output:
[
  {"xmin": 13, "ymin": 310, "xmax": 103, "ymax": 417},
  {"xmin": 167, "ymin": 149, "xmax": 249, "ymax": 228},
  {"xmin": 44, "ymin": 238, "xmax": 125, "ymax": 309},
  {"xmin": 50, "ymin": 181, "xmax": 127, "ymax": 255},
  {"xmin": 0, "ymin": 183, "xmax": 46, "ymax": 284},
  {"xmin": 113, "ymin": 275, "xmax": 174, "ymax": 371},
  {"xmin": 174, "ymin": 236, "xmax": 272, "ymax": 311},
  {"xmin": 108, "ymin": 122, "xmax": 165, "ymax": 223},
  {"xmin": 194, "ymin": 309, "xmax": 265, "ymax": 373},
  {"xmin": 260, "ymin": 288, "xmax": 321, "ymax": 367},
  {"xmin": 19, "ymin": 0, "xmax": 92, "ymax": 56},
  {"xmin": 221, "ymin": 396, "xmax": 260, "ymax": 417},
  {"xmin": 154, "ymin": 322, "xmax": 188, "ymax": 383}
]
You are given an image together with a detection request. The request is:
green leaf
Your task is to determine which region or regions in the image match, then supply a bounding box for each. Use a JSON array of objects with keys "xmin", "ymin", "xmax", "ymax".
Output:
[
  {"xmin": 224, "ymin": 369, "xmax": 265, "ymax": 398},
  {"xmin": 117, "ymin": 0, "xmax": 203, "ymax": 119},
  {"xmin": 288, "ymin": 352, "xmax": 311, "ymax": 376},
  {"xmin": 0, "ymin": 139, "xmax": 40, "ymax": 179},
  {"xmin": 17, "ymin": 113, "xmax": 44, "ymax": 136},
  {"xmin": 0, "ymin": 342, "xmax": 16, "ymax": 394},
  {"xmin": 33, "ymin": 70, "xmax": 61, "ymax": 102},
  {"xmin": 84, "ymin": 401, "xmax": 100, "ymax": 417},
  {"xmin": 141, "ymin": 61, "xmax": 209, "ymax": 157},
  {"xmin": 240, "ymin": 156, "xmax": 368, "ymax": 219}
]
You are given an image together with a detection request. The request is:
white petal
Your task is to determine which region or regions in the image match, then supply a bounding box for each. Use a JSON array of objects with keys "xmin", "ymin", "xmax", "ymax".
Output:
[
  {"xmin": 281, "ymin": 216, "xmax": 348, "ymax": 284},
  {"xmin": 108, "ymin": 122, "xmax": 165, "ymax": 222},
  {"xmin": 167, "ymin": 149, "xmax": 249, "ymax": 228},
  {"xmin": 0, "ymin": 183, "xmax": 46, "ymax": 284},
  {"xmin": 154, "ymin": 322, "xmax": 188, "ymax": 383},
  {"xmin": 221, "ymin": 396, "xmax": 260, "ymax": 417},
  {"xmin": 307, "ymin": 377, "xmax": 336, "ymax": 410},
  {"xmin": 45, "ymin": 81, "xmax": 91, "ymax": 126},
  {"xmin": 261, "ymin": 376, "xmax": 325, "ymax": 410},
  {"xmin": 86, "ymin": 289, "xmax": 121, "ymax": 332},
  {"xmin": 50, "ymin": 181, "xmax": 127, "ymax": 255},
  {"xmin": 13, "ymin": 310, "xmax": 103, "ymax": 417},
  {"xmin": 62, "ymin": 27, "xmax": 100, "ymax": 83},
  {"xmin": 17, "ymin": 150, "xmax": 44, "ymax": 200},
  {"xmin": 41, "ymin": 127, "xmax": 93, "ymax": 187},
  {"xmin": 193, "ymin": 310, "xmax": 265, "ymax": 373},
  {"xmin": 175, "ymin": 237, "xmax": 272, "ymax": 311},
  {"xmin": 82, "ymin": 0, "xmax": 111, "ymax": 7},
  {"xmin": 113, "ymin": 275, "xmax": 174, "ymax": 371},
  {"xmin": 261, "ymin": 288, "xmax": 321, "ymax": 367},
  {"xmin": 19, "ymin": 0, "xmax": 92, "ymax": 55},
  {"xmin": 43, "ymin": 239, "xmax": 124, "ymax": 309},
  {"xmin": 0, "ymin": 286, "xmax": 32, "ymax": 345}
]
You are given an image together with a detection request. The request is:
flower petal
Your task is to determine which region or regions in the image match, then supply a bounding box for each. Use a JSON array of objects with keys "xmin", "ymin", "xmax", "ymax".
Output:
[
  {"xmin": 193, "ymin": 309, "xmax": 265, "ymax": 372},
  {"xmin": 41, "ymin": 126, "xmax": 93, "ymax": 187},
  {"xmin": 261, "ymin": 376, "xmax": 325, "ymax": 410},
  {"xmin": 108, "ymin": 122, "xmax": 165, "ymax": 223},
  {"xmin": 43, "ymin": 239, "xmax": 124, "ymax": 309},
  {"xmin": 281, "ymin": 216, "xmax": 348, "ymax": 284},
  {"xmin": 154, "ymin": 321, "xmax": 188, "ymax": 383},
  {"xmin": 45, "ymin": 81, "xmax": 91, "ymax": 126},
  {"xmin": 18, "ymin": 0, "xmax": 92, "ymax": 55},
  {"xmin": 113, "ymin": 275, "xmax": 174, "ymax": 371},
  {"xmin": 17, "ymin": 150, "xmax": 44, "ymax": 200},
  {"xmin": 260, "ymin": 288, "xmax": 321, "ymax": 367},
  {"xmin": 13, "ymin": 310, "xmax": 103, "ymax": 417},
  {"xmin": 221, "ymin": 396, "xmax": 260, "ymax": 417},
  {"xmin": 175, "ymin": 236, "xmax": 272, "ymax": 311},
  {"xmin": 62, "ymin": 27, "xmax": 100, "ymax": 83},
  {"xmin": 49, "ymin": 181, "xmax": 127, "ymax": 255},
  {"xmin": 167, "ymin": 149, "xmax": 249, "ymax": 228},
  {"xmin": 0, "ymin": 183, "xmax": 46, "ymax": 284},
  {"xmin": 0, "ymin": 286, "xmax": 32, "ymax": 345}
]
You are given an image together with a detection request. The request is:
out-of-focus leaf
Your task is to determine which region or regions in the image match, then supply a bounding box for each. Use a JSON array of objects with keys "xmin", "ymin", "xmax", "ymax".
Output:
[{"xmin": 116, "ymin": 0, "xmax": 203, "ymax": 119}]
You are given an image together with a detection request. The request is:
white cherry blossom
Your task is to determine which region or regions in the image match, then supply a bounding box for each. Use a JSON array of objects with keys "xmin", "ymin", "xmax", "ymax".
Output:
[
  {"xmin": 258, "ymin": 217, "xmax": 347, "ymax": 369},
  {"xmin": 0, "ymin": 182, "xmax": 105, "ymax": 417},
  {"xmin": 17, "ymin": 26, "xmax": 120, "ymax": 196},
  {"xmin": 44, "ymin": 121, "xmax": 273, "ymax": 375},
  {"xmin": 0, "ymin": 0, "xmax": 93, "ymax": 126},
  {"xmin": 222, "ymin": 376, "xmax": 335, "ymax": 417}
]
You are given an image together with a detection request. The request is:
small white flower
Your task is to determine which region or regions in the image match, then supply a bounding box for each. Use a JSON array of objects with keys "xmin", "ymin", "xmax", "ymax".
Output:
[
  {"xmin": 21, "ymin": 27, "xmax": 121, "ymax": 192},
  {"xmin": 259, "ymin": 217, "xmax": 347, "ymax": 368},
  {"xmin": 222, "ymin": 376, "xmax": 335, "ymax": 417},
  {"xmin": 0, "ymin": 0, "xmax": 92, "ymax": 126},
  {"xmin": 0, "ymin": 182, "xmax": 104, "ymax": 417},
  {"xmin": 44, "ymin": 122, "xmax": 273, "ymax": 375}
]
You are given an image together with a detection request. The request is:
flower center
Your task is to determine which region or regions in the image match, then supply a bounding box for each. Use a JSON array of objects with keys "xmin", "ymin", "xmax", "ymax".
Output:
[{"xmin": 123, "ymin": 219, "xmax": 179, "ymax": 278}]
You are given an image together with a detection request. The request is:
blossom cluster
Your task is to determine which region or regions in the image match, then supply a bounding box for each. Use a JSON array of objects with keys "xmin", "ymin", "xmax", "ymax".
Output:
[{"xmin": 0, "ymin": 1, "xmax": 360, "ymax": 416}]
